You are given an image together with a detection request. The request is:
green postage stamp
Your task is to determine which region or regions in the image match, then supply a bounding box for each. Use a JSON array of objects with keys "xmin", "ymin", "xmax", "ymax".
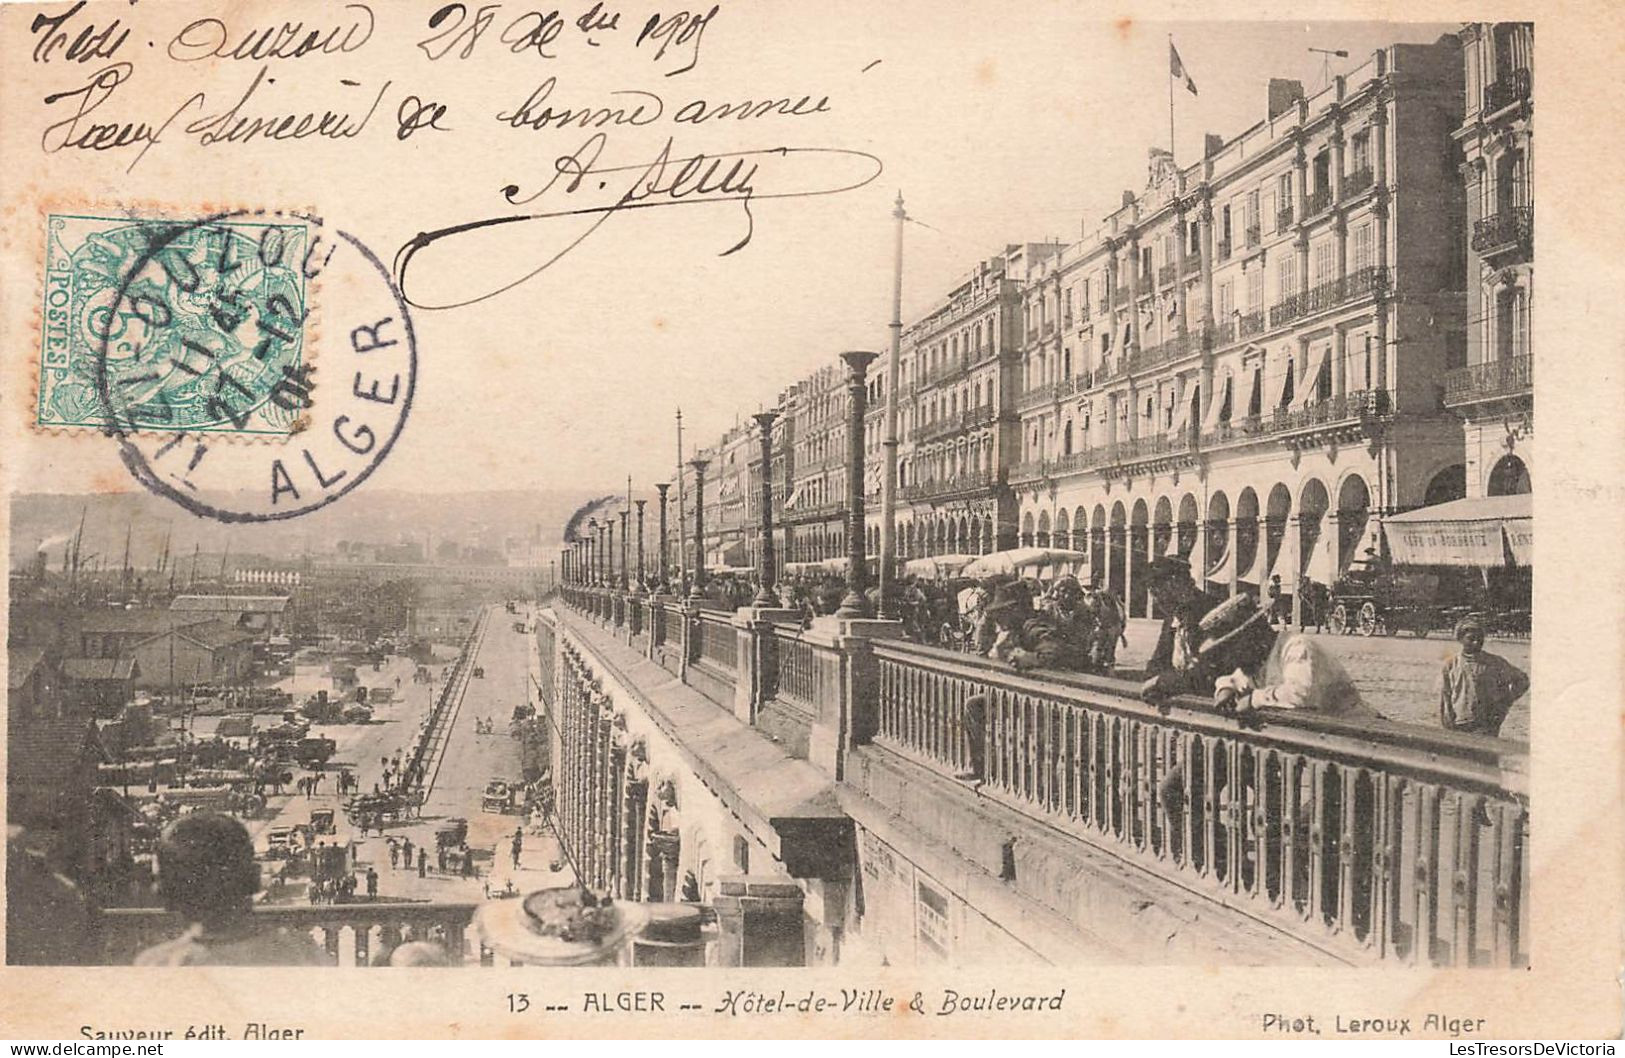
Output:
[{"xmin": 38, "ymin": 212, "xmax": 312, "ymax": 436}]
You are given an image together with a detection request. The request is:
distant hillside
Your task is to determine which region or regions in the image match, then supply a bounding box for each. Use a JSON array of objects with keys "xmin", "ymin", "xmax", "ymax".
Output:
[{"xmin": 9, "ymin": 489, "xmax": 604, "ymax": 572}]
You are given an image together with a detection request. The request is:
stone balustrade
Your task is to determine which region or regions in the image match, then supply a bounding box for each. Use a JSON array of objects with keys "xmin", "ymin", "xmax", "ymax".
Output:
[{"xmin": 554, "ymin": 585, "xmax": 1529, "ymax": 968}]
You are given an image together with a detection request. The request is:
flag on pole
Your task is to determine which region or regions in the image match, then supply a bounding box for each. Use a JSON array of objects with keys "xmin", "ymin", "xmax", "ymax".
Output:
[{"xmin": 1170, "ymin": 41, "xmax": 1198, "ymax": 96}]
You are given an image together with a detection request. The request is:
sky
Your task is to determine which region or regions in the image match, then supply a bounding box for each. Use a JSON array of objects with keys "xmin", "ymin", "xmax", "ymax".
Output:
[{"xmin": 2, "ymin": 4, "xmax": 1460, "ymax": 507}]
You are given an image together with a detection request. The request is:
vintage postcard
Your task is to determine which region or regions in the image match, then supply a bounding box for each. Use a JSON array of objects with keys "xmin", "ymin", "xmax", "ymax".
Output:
[{"xmin": 0, "ymin": 0, "xmax": 1619, "ymax": 1042}]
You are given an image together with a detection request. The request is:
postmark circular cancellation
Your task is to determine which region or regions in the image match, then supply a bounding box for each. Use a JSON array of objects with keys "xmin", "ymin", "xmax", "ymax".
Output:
[{"xmin": 36, "ymin": 207, "xmax": 416, "ymax": 522}]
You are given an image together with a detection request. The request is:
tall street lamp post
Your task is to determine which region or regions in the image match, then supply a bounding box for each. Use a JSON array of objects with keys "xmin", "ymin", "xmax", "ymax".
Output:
[
  {"xmin": 751, "ymin": 410, "xmax": 781, "ymax": 607},
  {"xmin": 837, "ymin": 350, "xmax": 878, "ymax": 618},
  {"xmin": 688, "ymin": 459, "xmax": 710, "ymax": 602},
  {"xmin": 654, "ymin": 483, "xmax": 671, "ymax": 592},
  {"xmin": 634, "ymin": 500, "xmax": 647, "ymax": 594}
]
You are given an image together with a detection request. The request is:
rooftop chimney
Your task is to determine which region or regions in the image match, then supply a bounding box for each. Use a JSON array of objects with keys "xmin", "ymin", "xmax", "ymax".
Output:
[
  {"xmin": 1205, "ymin": 132, "xmax": 1225, "ymax": 158},
  {"xmin": 1268, "ymin": 78, "xmax": 1305, "ymax": 120},
  {"xmin": 1121, "ymin": 189, "xmax": 1136, "ymax": 208}
]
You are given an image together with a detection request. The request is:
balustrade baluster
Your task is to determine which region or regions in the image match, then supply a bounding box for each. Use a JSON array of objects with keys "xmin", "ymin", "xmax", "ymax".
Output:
[
  {"xmin": 1489, "ymin": 802, "xmax": 1518, "ymax": 965},
  {"xmin": 1247, "ymin": 747, "xmax": 1270, "ymax": 899},
  {"xmin": 1225, "ymin": 741, "xmax": 1246, "ymax": 895},
  {"xmin": 1443, "ymin": 791, "xmax": 1475, "ymax": 967},
  {"xmin": 1111, "ymin": 718, "xmax": 1128, "ymax": 840},
  {"xmin": 1201, "ymin": 740, "xmax": 1222, "ymax": 881},
  {"xmin": 1409, "ymin": 784, "xmax": 1439, "ymax": 965},
  {"xmin": 1335, "ymin": 767, "xmax": 1359, "ymax": 936},
  {"xmin": 1307, "ymin": 761, "xmax": 1330, "ymax": 921}
]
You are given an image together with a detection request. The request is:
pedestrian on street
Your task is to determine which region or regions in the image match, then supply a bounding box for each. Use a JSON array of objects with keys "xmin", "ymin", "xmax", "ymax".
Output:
[
  {"xmin": 366, "ymin": 867, "xmax": 378, "ymax": 899},
  {"xmin": 1438, "ymin": 615, "xmax": 1529, "ymax": 737},
  {"xmin": 511, "ymin": 830, "xmax": 522, "ymax": 869},
  {"xmin": 401, "ymin": 837, "xmax": 413, "ymax": 867},
  {"xmin": 417, "ymin": 848, "xmax": 427, "ymax": 878},
  {"xmin": 437, "ymin": 845, "xmax": 447, "ymax": 872},
  {"xmin": 388, "ymin": 842, "xmax": 399, "ymax": 869},
  {"xmin": 461, "ymin": 846, "xmax": 474, "ymax": 878}
]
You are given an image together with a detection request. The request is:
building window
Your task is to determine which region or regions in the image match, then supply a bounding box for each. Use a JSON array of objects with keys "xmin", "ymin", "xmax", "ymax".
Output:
[
  {"xmin": 1247, "ymin": 270, "xmax": 1264, "ymax": 314},
  {"xmin": 1312, "ymin": 240, "xmax": 1337, "ymax": 285},
  {"xmin": 1351, "ymin": 130, "xmax": 1372, "ymax": 175},
  {"xmin": 1352, "ymin": 223, "xmax": 1374, "ymax": 272},
  {"xmin": 1277, "ymin": 255, "xmax": 1298, "ymax": 302}
]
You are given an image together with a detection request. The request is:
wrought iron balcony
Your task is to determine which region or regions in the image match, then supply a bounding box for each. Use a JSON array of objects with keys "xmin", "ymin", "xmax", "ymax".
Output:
[
  {"xmin": 1306, "ymin": 185, "xmax": 1333, "ymax": 217},
  {"xmin": 1472, "ymin": 206, "xmax": 1533, "ymax": 259},
  {"xmin": 1157, "ymin": 262, "xmax": 1177, "ymax": 287},
  {"xmin": 1016, "ymin": 380, "xmax": 1063, "ymax": 411},
  {"xmin": 1200, "ymin": 390, "xmax": 1392, "ymax": 450},
  {"xmin": 1238, "ymin": 311, "xmax": 1265, "ymax": 338},
  {"xmin": 1275, "ymin": 206, "xmax": 1295, "ymax": 233},
  {"xmin": 1042, "ymin": 319, "xmax": 1056, "ymax": 338},
  {"xmin": 1216, "ymin": 239, "xmax": 1232, "ymax": 261},
  {"xmin": 1269, "ymin": 293, "xmax": 1306, "ymax": 328},
  {"xmin": 916, "ymin": 404, "xmax": 996, "ymax": 443},
  {"xmin": 1244, "ymin": 224, "xmax": 1262, "ymax": 248},
  {"xmin": 1097, "ymin": 297, "xmax": 1109, "ymax": 315},
  {"xmin": 901, "ymin": 468, "xmax": 995, "ymax": 501},
  {"xmin": 1444, "ymin": 356, "xmax": 1531, "ymax": 407},
  {"xmin": 1343, "ymin": 167, "xmax": 1374, "ymax": 197},
  {"xmin": 1483, "ymin": 68, "xmax": 1532, "ymax": 114}
]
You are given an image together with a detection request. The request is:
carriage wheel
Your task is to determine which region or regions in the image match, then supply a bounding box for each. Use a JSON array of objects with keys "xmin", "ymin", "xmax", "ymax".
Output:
[
  {"xmin": 1358, "ymin": 601, "xmax": 1379, "ymax": 637},
  {"xmin": 1328, "ymin": 603, "xmax": 1348, "ymax": 636}
]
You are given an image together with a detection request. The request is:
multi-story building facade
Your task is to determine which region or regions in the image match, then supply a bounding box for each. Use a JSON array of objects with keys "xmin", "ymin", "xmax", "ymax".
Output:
[
  {"xmin": 696, "ymin": 423, "xmax": 755, "ymax": 571},
  {"xmin": 864, "ymin": 246, "xmax": 1054, "ymax": 560},
  {"xmin": 1448, "ymin": 22, "xmax": 1533, "ymax": 499},
  {"xmin": 781, "ymin": 365, "xmax": 851, "ymax": 564},
  {"xmin": 1010, "ymin": 39, "xmax": 1466, "ymax": 619}
]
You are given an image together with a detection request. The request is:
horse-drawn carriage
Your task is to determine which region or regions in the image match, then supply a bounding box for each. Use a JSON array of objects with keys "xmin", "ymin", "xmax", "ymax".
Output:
[
  {"xmin": 1325, "ymin": 564, "xmax": 1444, "ymax": 638},
  {"xmin": 343, "ymin": 789, "xmax": 423, "ymax": 827},
  {"xmin": 482, "ymin": 779, "xmax": 517, "ymax": 814}
]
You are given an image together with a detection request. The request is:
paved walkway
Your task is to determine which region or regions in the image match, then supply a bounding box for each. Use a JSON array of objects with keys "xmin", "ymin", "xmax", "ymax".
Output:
[{"xmin": 1114, "ymin": 617, "xmax": 1530, "ymax": 741}]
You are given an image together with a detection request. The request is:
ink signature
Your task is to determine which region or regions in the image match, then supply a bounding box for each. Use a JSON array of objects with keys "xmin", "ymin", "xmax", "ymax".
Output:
[{"xmin": 392, "ymin": 133, "xmax": 882, "ymax": 310}]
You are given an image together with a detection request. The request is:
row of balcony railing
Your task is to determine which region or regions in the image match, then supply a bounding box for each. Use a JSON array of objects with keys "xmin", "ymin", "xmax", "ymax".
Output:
[
  {"xmin": 1471, "ymin": 206, "xmax": 1533, "ymax": 257},
  {"xmin": 1013, "ymin": 390, "xmax": 1392, "ymax": 482},
  {"xmin": 555, "ymin": 589, "xmax": 1528, "ymax": 968},
  {"xmin": 901, "ymin": 467, "xmax": 996, "ymax": 500},
  {"xmin": 917, "ymin": 403, "xmax": 996, "ymax": 443},
  {"xmin": 1483, "ymin": 68, "xmax": 1531, "ymax": 115},
  {"xmin": 1443, "ymin": 355, "xmax": 1531, "ymax": 406}
]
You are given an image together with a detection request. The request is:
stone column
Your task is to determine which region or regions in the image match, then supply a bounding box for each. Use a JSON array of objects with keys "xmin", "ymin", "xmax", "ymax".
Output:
[
  {"xmin": 1104, "ymin": 240, "xmax": 1120, "ymax": 367},
  {"xmin": 1371, "ymin": 96, "xmax": 1392, "ymax": 397},
  {"xmin": 1288, "ymin": 515, "xmax": 1305, "ymax": 628},
  {"xmin": 607, "ymin": 517, "xmax": 617, "ymax": 590},
  {"xmin": 1126, "ymin": 234, "xmax": 1142, "ymax": 352},
  {"xmin": 1227, "ymin": 517, "xmax": 1242, "ymax": 597},
  {"xmin": 1333, "ymin": 325, "xmax": 1348, "ymax": 400},
  {"xmin": 752, "ymin": 410, "xmax": 781, "ymax": 607},
  {"xmin": 688, "ymin": 459, "xmax": 710, "ymax": 601},
  {"xmin": 634, "ymin": 500, "xmax": 647, "ymax": 594},
  {"xmin": 655, "ymin": 483, "xmax": 671, "ymax": 591},
  {"xmin": 1174, "ymin": 205, "xmax": 1190, "ymax": 341},
  {"xmin": 837, "ymin": 350, "xmax": 879, "ymax": 618},
  {"xmin": 1198, "ymin": 196, "xmax": 1216, "ymax": 337},
  {"xmin": 1330, "ymin": 126, "xmax": 1346, "ymax": 204}
]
